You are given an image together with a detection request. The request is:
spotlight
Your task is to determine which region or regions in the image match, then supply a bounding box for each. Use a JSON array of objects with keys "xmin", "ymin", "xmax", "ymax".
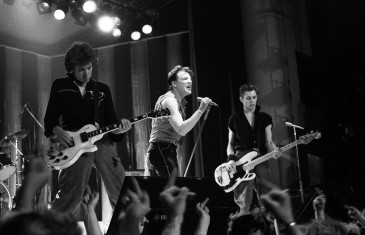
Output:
[
  {"xmin": 142, "ymin": 24, "xmax": 152, "ymax": 34},
  {"xmin": 97, "ymin": 15, "xmax": 115, "ymax": 33},
  {"xmin": 83, "ymin": 0, "xmax": 97, "ymax": 13},
  {"xmin": 112, "ymin": 28, "xmax": 122, "ymax": 38},
  {"xmin": 131, "ymin": 31, "xmax": 141, "ymax": 41},
  {"xmin": 54, "ymin": 3, "xmax": 69, "ymax": 20},
  {"xmin": 37, "ymin": 0, "xmax": 52, "ymax": 14},
  {"xmin": 114, "ymin": 16, "xmax": 121, "ymax": 27}
]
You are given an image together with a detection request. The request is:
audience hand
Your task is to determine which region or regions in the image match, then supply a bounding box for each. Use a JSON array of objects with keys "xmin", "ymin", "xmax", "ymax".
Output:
[
  {"xmin": 119, "ymin": 177, "xmax": 151, "ymax": 221},
  {"xmin": 259, "ymin": 180, "xmax": 294, "ymax": 224},
  {"xmin": 196, "ymin": 198, "xmax": 210, "ymax": 222},
  {"xmin": 313, "ymin": 194, "xmax": 326, "ymax": 211},
  {"xmin": 118, "ymin": 177, "xmax": 150, "ymax": 235},
  {"xmin": 347, "ymin": 206, "xmax": 362, "ymax": 220},
  {"xmin": 194, "ymin": 198, "xmax": 210, "ymax": 235},
  {"xmin": 81, "ymin": 185, "xmax": 99, "ymax": 213},
  {"xmin": 159, "ymin": 168, "xmax": 195, "ymax": 221}
]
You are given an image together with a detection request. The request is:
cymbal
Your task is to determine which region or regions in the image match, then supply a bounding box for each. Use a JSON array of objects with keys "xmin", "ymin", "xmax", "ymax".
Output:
[{"xmin": 0, "ymin": 130, "xmax": 29, "ymax": 147}]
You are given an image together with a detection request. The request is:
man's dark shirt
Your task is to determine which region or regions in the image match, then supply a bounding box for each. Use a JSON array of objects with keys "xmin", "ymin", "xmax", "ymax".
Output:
[
  {"xmin": 227, "ymin": 106, "xmax": 272, "ymax": 161},
  {"xmin": 44, "ymin": 76, "xmax": 123, "ymax": 142}
]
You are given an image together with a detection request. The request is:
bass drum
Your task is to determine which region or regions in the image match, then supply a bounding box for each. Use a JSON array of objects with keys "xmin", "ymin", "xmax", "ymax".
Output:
[{"xmin": 0, "ymin": 181, "xmax": 12, "ymax": 217}]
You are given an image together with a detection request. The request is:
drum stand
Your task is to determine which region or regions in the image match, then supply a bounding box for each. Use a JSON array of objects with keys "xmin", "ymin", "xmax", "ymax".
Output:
[
  {"xmin": 21, "ymin": 104, "xmax": 51, "ymax": 209},
  {"xmin": 5, "ymin": 138, "xmax": 25, "ymax": 199}
]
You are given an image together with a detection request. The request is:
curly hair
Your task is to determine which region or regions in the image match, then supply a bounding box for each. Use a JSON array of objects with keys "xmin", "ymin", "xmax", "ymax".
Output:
[
  {"xmin": 64, "ymin": 41, "xmax": 98, "ymax": 76},
  {"xmin": 239, "ymin": 83, "xmax": 259, "ymax": 97},
  {"xmin": 167, "ymin": 65, "xmax": 193, "ymax": 89}
]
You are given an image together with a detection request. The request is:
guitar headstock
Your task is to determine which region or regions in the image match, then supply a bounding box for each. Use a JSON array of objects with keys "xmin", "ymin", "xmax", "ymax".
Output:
[
  {"xmin": 147, "ymin": 108, "xmax": 171, "ymax": 119},
  {"xmin": 298, "ymin": 131, "xmax": 321, "ymax": 145}
]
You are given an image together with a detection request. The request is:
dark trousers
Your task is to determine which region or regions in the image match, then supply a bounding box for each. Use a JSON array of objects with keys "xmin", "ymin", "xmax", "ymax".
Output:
[
  {"xmin": 146, "ymin": 142, "xmax": 177, "ymax": 177},
  {"xmin": 52, "ymin": 142, "xmax": 125, "ymax": 219}
]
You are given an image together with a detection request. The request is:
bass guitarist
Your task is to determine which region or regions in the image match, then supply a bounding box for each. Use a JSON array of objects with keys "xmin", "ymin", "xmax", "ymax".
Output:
[
  {"xmin": 226, "ymin": 83, "xmax": 280, "ymax": 217},
  {"xmin": 44, "ymin": 41, "xmax": 131, "ymax": 219}
]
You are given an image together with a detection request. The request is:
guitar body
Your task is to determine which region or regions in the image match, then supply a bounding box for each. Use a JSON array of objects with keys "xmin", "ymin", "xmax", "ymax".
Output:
[
  {"xmin": 41, "ymin": 124, "xmax": 102, "ymax": 170},
  {"xmin": 214, "ymin": 131, "xmax": 321, "ymax": 193},
  {"xmin": 41, "ymin": 108, "xmax": 171, "ymax": 170},
  {"xmin": 214, "ymin": 151, "xmax": 259, "ymax": 193}
]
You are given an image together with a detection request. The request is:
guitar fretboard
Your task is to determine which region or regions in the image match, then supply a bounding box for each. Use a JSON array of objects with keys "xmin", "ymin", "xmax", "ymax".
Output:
[
  {"xmin": 80, "ymin": 110, "xmax": 169, "ymax": 142},
  {"xmin": 246, "ymin": 140, "xmax": 301, "ymax": 169}
]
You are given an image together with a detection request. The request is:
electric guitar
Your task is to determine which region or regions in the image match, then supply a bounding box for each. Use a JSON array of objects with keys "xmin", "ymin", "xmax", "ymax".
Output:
[
  {"xmin": 41, "ymin": 108, "xmax": 170, "ymax": 170},
  {"xmin": 214, "ymin": 131, "xmax": 321, "ymax": 193}
]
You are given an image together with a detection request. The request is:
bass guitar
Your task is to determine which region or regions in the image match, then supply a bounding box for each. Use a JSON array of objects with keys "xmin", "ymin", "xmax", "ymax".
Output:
[
  {"xmin": 41, "ymin": 108, "xmax": 170, "ymax": 170},
  {"xmin": 214, "ymin": 131, "xmax": 321, "ymax": 193}
]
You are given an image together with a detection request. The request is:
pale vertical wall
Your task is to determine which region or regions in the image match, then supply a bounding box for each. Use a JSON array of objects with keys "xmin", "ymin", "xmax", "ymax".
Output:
[
  {"xmin": 36, "ymin": 55, "xmax": 52, "ymax": 209},
  {"xmin": 4, "ymin": 48, "xmax": 22, "ymax": 197},
  {"xmin": 130, "ymin": 41, "xmax": 151, "ymax": 170},
  {"xmin": 240, "ymin": 0, "xmax": 312, "ymax": 188}
]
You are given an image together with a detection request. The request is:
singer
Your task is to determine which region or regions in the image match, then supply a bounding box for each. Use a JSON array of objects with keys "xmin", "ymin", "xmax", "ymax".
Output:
[
  {"xmin": 226, "ymin": 83, "xmax": 280, "ymax": 218},
  {"xmin": 145, "ymin": 65, "xmax": 212, "ymax": 177}
]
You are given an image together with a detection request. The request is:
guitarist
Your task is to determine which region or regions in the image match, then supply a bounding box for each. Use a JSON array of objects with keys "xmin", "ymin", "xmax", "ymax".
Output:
[
  {"xmin": 44, "ymin": 41, "xmax": 132, "ymax": 219},
  {"xmin": 145, "ymin": 65, "xmax": 213, "ymax": 177},
  {"xmin": 226, "ymin": 83, "xmax": 280, "ymax": 217}
]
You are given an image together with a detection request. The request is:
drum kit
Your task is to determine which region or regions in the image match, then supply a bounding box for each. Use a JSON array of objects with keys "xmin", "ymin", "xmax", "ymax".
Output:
[{"xmin": 0, "ymin": 129, "xmax": 28, "ymax": 217}]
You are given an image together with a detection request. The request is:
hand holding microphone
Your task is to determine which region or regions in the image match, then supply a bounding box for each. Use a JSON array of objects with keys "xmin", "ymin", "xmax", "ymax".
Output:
[{"xmin": 197, "ymin": 97, "xmax": 218, "ymax": 107}]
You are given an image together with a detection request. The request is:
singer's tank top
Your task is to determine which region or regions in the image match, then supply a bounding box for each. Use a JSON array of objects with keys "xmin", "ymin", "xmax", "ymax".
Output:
[{"xmin": 149, "ymin": 91, "xmax": 186, "ymax": 144}]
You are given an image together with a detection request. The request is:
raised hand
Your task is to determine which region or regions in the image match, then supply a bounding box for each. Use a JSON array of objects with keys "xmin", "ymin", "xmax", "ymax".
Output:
[
  {"xmin": 81, "ymin": 185, "xmax": 99, "ymax": 212},
  {"xmin": 259, "ymin": 179, "xmax": 293, "ymax": 224},
  {"xmin": 80, "ymin": 185, "xmax": 102, "ymax": 235},
  {"xmin": 119, "ymin": 177, "xmax": 151, "ymax": 221},
  {"xmin": 118, "ymin": 177, "xmax": 150, "ymax": 235},
  {"xmin": 159, "ymin": 168, "xmax": 195, "ymax": 220},
  {"xmin": 194, "ymin": 198, "xmax": 210, "ymax": 235},
  {"xmin": 313, "ymin": 194, "xmax": 326, "ymax": 211},
  {"xmin": 196, "ymin": 198, "xmax": 210, "ymax": 222},
  {"xmin": 347, "ymin": 206, "xmax": 362, "ymax": 220}
]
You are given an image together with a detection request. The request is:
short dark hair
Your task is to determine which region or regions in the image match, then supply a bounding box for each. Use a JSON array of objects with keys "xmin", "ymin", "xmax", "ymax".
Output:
[
  {"xmin": 239, "ymin": 83, "xmax": 259, "ymax": 97},
  {"xmin": 167, "ymin": 65, "xmax": 193, "ymax": 89},
  {"xmin": 64, "ymin": 41, "xmax": 98, "ymax": 76}
]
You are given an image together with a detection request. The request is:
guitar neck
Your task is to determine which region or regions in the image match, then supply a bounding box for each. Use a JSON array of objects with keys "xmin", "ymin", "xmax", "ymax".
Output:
[
  {"xmin": 86, "ymin": 114, "xmax": 150, "ymax": 138},
  {"xmin": 247, "ymin": 140, "xmax": 301, "ymax": 168}
]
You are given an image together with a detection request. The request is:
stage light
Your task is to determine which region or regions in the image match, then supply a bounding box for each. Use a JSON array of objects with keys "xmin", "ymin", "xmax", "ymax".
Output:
[
  {"xmin": 131, "ymin": 31, "xmax": 141, "ymax": 41},
  {"xmin": 142, "ymin": 24, "xmax": 152, "ymax": 34},
  {"xmin": 112, "ymin": 28, "xmax": 121, "ymax": 37},
  {"xmin": 83, "ymin": 0, "xmax": 97, "ymax": 13},
  {"xmin": 71, "ymin": 8, "xmax": 88, "ymax": 26},
  {"xmin": 54, "ymin": 3, "xmax": 69, "ymax": 20},
  {"xmin": 97, "ymin": 15, "xmax": 115, "ymax": 33},
  {"xmin": 114, "ymin": 16, "xmax": 121, "ymax": 27},
  {"xmin": 37, "ymin": 0, "xmax": 52, "ymax": 14}
]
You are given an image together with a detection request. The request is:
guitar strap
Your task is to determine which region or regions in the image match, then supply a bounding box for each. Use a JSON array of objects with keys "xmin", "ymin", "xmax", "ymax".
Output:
[
  {"xmin": 254, "ymin": 109, "xmax": 262, "ymax": 153},
  {"xmin": 92, "ymin": 80, "xmax": 100, "ymax": 126}
]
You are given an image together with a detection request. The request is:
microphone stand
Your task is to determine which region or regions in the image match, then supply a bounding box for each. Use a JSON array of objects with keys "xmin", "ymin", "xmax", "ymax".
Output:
[
  {"xmin": 23, "ymin": 105, "xmax": 44, "ymax": 130},
  {"xmin": 292, "ymin": 126, "xmax": 304, "ymax": 203},
  {"xmin": 183, "ymin": 106, "xmax": 211, "ymax": 177}
]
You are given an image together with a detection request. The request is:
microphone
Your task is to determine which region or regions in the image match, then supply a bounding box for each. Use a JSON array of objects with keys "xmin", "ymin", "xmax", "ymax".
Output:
[
  {"xmin": 19, "ymin": 102, "xmax": 29, "ymax": 118},
  {"xmin": 285, "ymin": 121, "xmax": 304, "ymax": 130},
  {"xmin": 197, "ymin": 97, "xmax": 218, "ymax": 107}
]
